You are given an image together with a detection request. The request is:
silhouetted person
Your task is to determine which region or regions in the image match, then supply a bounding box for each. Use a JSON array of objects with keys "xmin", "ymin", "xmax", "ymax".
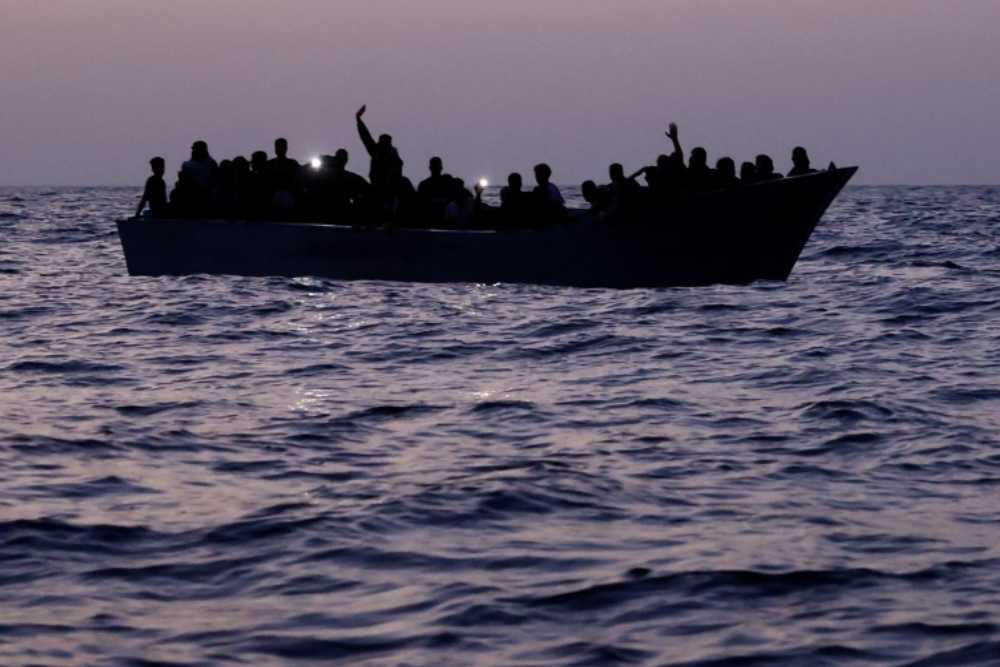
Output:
[
  {"xmin": 356, "ymin": 105, "xmax": 405, "ymax": 219},
  {"xmin": 605, "ymin": 163, "xmax": 640, "ymax": 217},
  {"xmin": 246, "ymin": 151, "xmax": 271, "ymax": 218},
  {"xmin": 714, "ymin": 157, "xmax": 739, "ymax": 189},
  {"xmin": 581, "ymin": 180, "xmax": 611, "ymax": 215},
  {"xmin": 755, "ymin": 154, "xmax": 783, "ymax": 181},
  {"xmin": 500, "ymin": 172, "xmax": 529, "ymax": 223},
  {"xmin": 444, "ymin": 178, "xmax": 477, "ymax": 227},
  {"xmin": 135, "ymin": 157, "xmax": 167, "ymax": 218},
  {"xmin": 740, "ymin": 161, "xmax": 758, "ymax": 184},
  {"xmin": 180, "ymin": 140, "xmax": 218, "ymax": 214},
  {"xmin": 531, "ymin": 163, "xmax": 566, "ymax": 222},
  {"xmin": 232, "ymin": 156, "xmax": 252, "ymax": 217},
  {"xmin": 788, "ymin": 146, "xmax": 818, "ymax": 177},
  {"xmin": 417, "ymin": 156, "xmax": 453, "ymax": 222},
  {"xmin": 323, "ymin": 149, "xmax": 370, "ymax": 220},
  {"xmin": 169, "ymin": 170, "xmax": 198, "ymax": 217},
  {"xmin": 214, "ymin": 159, "xmax": 236, "ymax": 216},
  {"xmin": 687, "ymin": 147, "xmax": 715, "ymax": 192},
  {"xmin": 268, "ymin": 137, "xmax": 301, "ymax": 214}
]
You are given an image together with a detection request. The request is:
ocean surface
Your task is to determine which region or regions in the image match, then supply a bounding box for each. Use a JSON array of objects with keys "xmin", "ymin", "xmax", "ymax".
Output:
[{"xmin": 1, "ymin": 185, "xmax": 999, "ymax": 667}]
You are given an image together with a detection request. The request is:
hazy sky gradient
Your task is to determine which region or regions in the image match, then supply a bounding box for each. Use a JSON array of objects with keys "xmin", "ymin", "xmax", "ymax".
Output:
[{"xmin": 1, "ymin": 1, "xmax": 998, "ymax": 185}]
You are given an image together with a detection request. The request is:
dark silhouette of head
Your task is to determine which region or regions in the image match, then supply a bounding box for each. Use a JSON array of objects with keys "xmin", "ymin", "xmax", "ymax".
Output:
[
  {"xmin": 429, "ymin": 157, "xmax": 443, "ymax": 176},
  {"xmin": 191, "ymin": 141, "xmax": 209, "ymax": 161},
  {"xmin": 233, "ymin": 156, "xmax": 249, "ymax": 174},
  {"xmin": 451, "ymin": 177, "xmax": 471, "ymax": 200},
  {"xmin": 716, "ymin": 157, "xmax": 736, "ymax": 181},
  {"xmin": 251, "ymin": 151, "xmax": 268, "ymax": 173},
  {"xmin": 534, "ymin": 163, "xmax": 552, "ymax": 186},
  {"xmin": 274, "ymin": 138, "xmax": 288, "ymax": 159},
  {"xmin": 378, "ymin": 134, "xmax": 393, "ymax": 150},
  {"xmin": 149, "ymin": 157, "xmax": 165, "ymax": 177},
  {"xmin": 507, "ymin": 172, "xmax": 522, "ymax": 191},
  {"xmin": 792, "ymin": 146, "xmax": 811, "ymax": 170},
  {"xmin": 333, "ymin": 149, "xmax": 349, "ymax": 170},
  {"xmin": 690, "ymin": 147, "xmax": 708, "ymax": 170},
  {"xmin": 581, "ymin": 180, "xmax": 599, "ymax": 203},
  {"xmin": 609, "ymin": 163, "xmax": 625, "ymax": 183},
  {"xmin": 755, "ymin": 154, "xmax": 775, "ymax": 177},
  {"xmin": 656, "ymin": 154, "xmax": 670, "ymax": 170},
  {"xmin": 740, "ymin": 161, "xmax": 758, "ymax": 182}
]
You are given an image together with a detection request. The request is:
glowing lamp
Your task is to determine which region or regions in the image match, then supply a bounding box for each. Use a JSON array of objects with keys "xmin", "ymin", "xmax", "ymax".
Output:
[
  {"xmin": 478, "ymin": 178, "xmax": 489, "ymax": 189},
  {"xmin": 310, "ymin": 156, "xmax": 323, "ymax": 170}
]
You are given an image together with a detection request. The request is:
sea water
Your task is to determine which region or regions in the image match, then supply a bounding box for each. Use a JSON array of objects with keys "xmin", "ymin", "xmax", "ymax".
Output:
[{"xmin": 1, "ymin": 186, "xmax": 999, "ymax": 665}]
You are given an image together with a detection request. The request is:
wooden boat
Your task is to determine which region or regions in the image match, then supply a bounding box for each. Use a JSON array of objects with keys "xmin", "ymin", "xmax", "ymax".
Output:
[{"xmin": 116, "ymin": 167, "xmax": 856, "ymax": 288}]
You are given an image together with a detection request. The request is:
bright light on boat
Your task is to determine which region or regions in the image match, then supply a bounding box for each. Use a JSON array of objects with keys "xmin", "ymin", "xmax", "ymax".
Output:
[
  {"xmin": 478, "ymin": 178, "xmax": 489, "ymax": 188},
  {"xmin": 310, "ymin": 156, "xmax": 322, "ymax": 170}
]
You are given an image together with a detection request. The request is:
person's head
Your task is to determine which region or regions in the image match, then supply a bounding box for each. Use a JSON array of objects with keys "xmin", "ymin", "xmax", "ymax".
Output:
[
  {"xmin": 690, "ymin": 147, "xmax": 708, "ymax": 169},
  {"xmin": 333, "ymin": 149, "xmax": 349, "ymax": 170},
  {"xmin": 581, "ymin": 180, "xmax": 599, "ymax": 203},
  {"xmin": 755, "ymin": 154, "xmax": 775, "ymax": 176},
  {"xmin": 251, "ymin": 151, "xmax": 268, "ymax": 172},
  {"xmin": 191, "ymin": 140, "xmax": 209, "ymax": 161},
  {"xmin": 716, "ymin": 157, "xmax": 736, "ymax": 181},
  {"xmin": 609, "ymin": 163, "xmax": 625, "ymax": 182},
  {"xmin": 507, "ymin": 172, "xmax": 522, "ymax": 191},
  {"xmin": 533, "ymin": 163, "xmax": 552, "ymax": 186},
  {"xmin": 149, "ymin": 156, "xmax": 165, "ymax": 177},
  {"xmin": 233, "ymin": 156, "xmax": 249, "ymax": 173},
  {"xmin": 740, "ymin": 161, "xmax": 758, "ymax": 182},
  {"xmin": 792, "ymin": 146, "xmax": 810, "ymax": 169},
  {"xmin": 656, "ymin": 154, "xmax": 670, "ymax": 170},
  {"xmin": 451, "ymin": 177, "xmax": 470, "ymax": 200},
  {"xmin": 378, "ymin": 133, "xmax": 393, "ymax": 150},
  {"xmin": 429, "ymin": 156, "xmax": 443, "ymax": 176},
  {"xmin": 274, "ymin": 138, "xmax": 288, "ymax": 158}
]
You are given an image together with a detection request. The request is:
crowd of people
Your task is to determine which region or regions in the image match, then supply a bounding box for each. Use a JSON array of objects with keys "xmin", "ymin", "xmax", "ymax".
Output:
[{"xmin": 136, "ymin": 110, "xmax": 830, "ymax": 227}]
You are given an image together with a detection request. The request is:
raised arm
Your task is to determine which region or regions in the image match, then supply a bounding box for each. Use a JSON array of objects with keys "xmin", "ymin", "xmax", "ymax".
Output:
[
  {"xmin": 665, "ymin": 122, "xmax": 684, "ymax": 161},
  {"xmin": 356, "ymin": 105, "xmax": 377, "ymax": 156}
]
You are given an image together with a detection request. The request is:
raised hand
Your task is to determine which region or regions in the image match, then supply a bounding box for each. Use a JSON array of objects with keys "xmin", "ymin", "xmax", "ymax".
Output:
[
  {"xmin": 356, "ymin": 105, "xmax": 367, "ymax": 119},
  {"xmin": 665, "ymin": 122, "xmax": 679, "ymax": 140}
]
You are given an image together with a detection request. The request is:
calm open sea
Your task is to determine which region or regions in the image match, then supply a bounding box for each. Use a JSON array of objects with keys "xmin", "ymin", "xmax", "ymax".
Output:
[{"xmin": 1, "ymin": 185, "xmax": 999, "ymax": 666}]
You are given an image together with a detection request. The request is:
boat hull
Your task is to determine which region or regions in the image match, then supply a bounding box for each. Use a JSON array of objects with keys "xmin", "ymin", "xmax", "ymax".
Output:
[{"xmin": 117, "ymin": 167, "xmax": 856, "ymax": 288}]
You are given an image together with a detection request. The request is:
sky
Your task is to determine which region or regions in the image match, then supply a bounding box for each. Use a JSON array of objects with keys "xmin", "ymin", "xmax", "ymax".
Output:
[{"xmin": 1, "ymin": 0, "xmax": 998, "ymax": 186}]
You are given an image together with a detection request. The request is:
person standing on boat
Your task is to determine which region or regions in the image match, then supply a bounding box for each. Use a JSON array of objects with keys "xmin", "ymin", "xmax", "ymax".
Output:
[
  {"xmin": 268, "ymin": 138, "xmax": 301, "ymax": 215},
  {"xmin": 356, "ymin": 105, "xmax": 405, "ymax": 220}
]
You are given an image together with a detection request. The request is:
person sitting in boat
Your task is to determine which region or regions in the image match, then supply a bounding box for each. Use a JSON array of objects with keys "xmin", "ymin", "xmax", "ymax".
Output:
[
  {"xmin": 169, "ymin": 169, "xmax": 199, "ymax": 217},
  {"xmin": 530, "ymin": 163, "xmax": 567, "ymax": 222},
  {"xmin": 444, "ymin": 178, "xmax": 479, "ymax": 227},
  {"xmin": 500, "ymin": 172, "xmax": 529, "ymax": 222},
  {"xmin": 268, "ymin": 137, "xmax": 301, "ymax": 214},
  {"xmin": 754, "ymin": 154, "xmax": 783, "ymax": 181},
  {"xmin": 324, "ymin": 149, "xmax": 371, "ymax": 219},
  {"xmin": 788, "ymin": 146, "xmax": 818, "ymax": 177},
  {"xmin": 605, "ymin": 163, "xmax": 641, "ymax": 217},
  {"xmin": 246, "ymin": 151, "xmax": 271, "ymax": 219},
  {"xmin": 714, "ymin": 157, "xmax": 739, "ymax": 190},
  {"xmin": 180, "ymin": 140, "xmax": 218, "ymax": 214},
  {"xmin": 581, "ymin": 180, "xmax": 611, "ymax": 216},
  {"xmin": 417, "ymin": 156, "xmax": 453, "ymax": 221},
  {"xmin": 739, "ymin": 161, "xmax": 758, "ymax": 184},
  {"xmin": 213, "ymin": 159, "xmax": 237, "ymax": 216},
  {"xmin": 231, "ymin": 155, "xmax": 252, "ymax": 218},
  {"xmin": 135, "ymin": 156, "xmax": 167, "ymax": 218},
  {"xmin": 356, "ymin": 105, "xmax": 405, "ymax": 220},
  {"xmin": 687, "ymin": 147, "xmax": 715, "ymax": 192}
]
